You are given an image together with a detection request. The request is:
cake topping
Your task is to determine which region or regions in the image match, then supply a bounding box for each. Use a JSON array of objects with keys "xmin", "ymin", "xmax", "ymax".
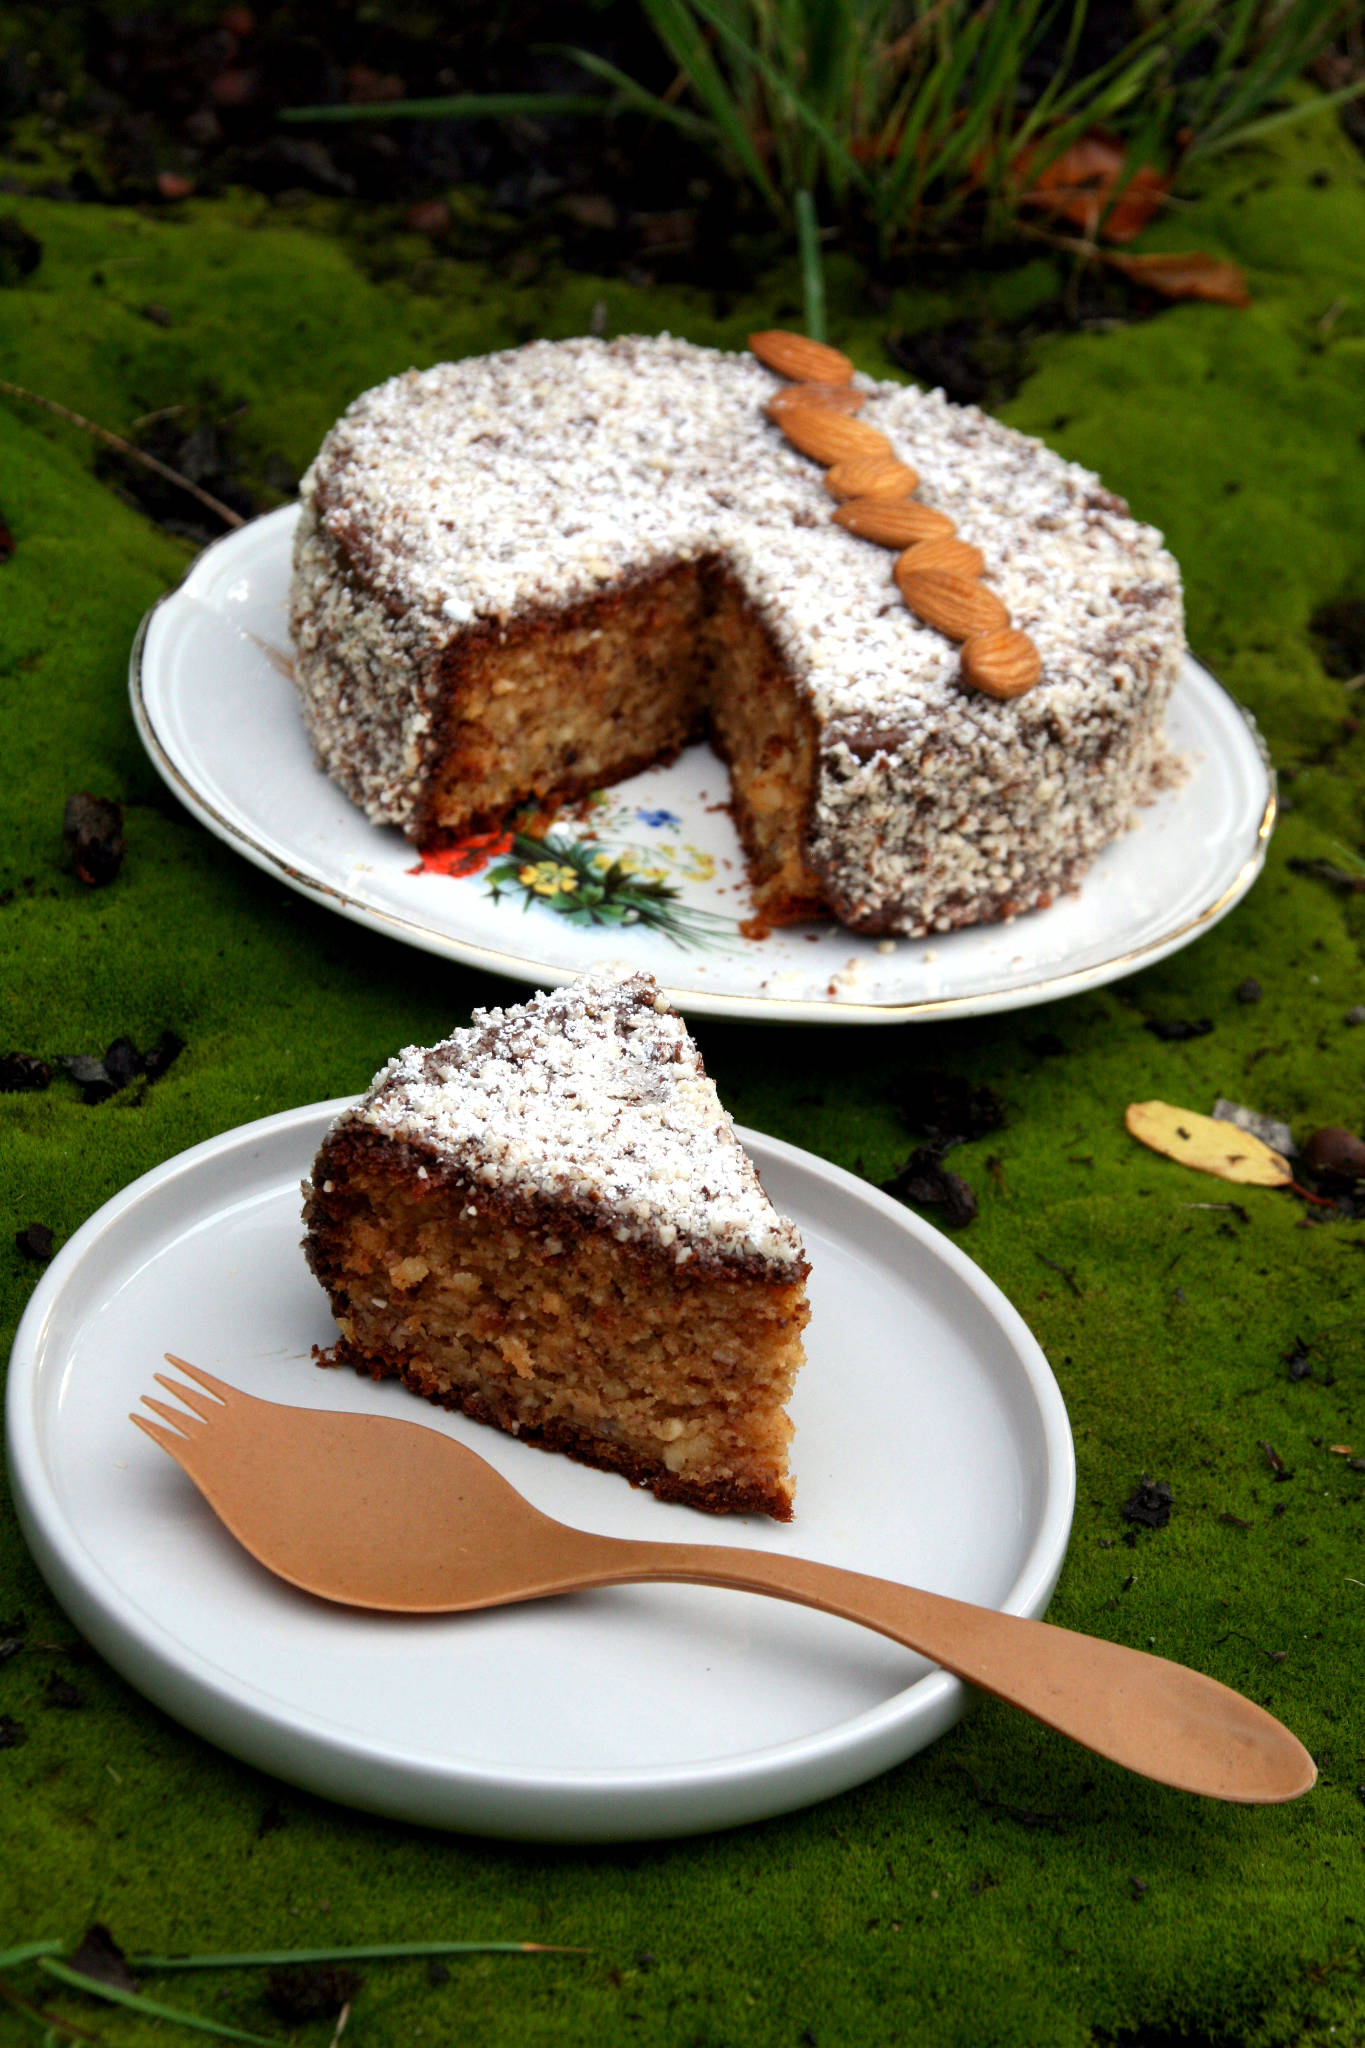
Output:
[
  {"xmin": 339, "ymin": 968, "xmax": 805, "ymax": 1270},
  {"xmin": 960, "ymin": 628, "xmax": 1045, "ymax": 699},
  {"xmin": 778, "ymin": 408, "xmax": 891, "ymax": 464},
  {"xmin": 824, "ymin": 455, "xmax": 920, "ymax": 502},
  {"xmin": 894, "ymin": 567, "xmax": 1011, "ymax": 640},
  {"xmin": 832, "ymin": 497, "xmax": 956, "ymax": 546},
  {"xmin": 748, "ymin": 331, "xmax": 853, "ymax": 382},
  {"xmin": 897, "ymin": 536, "xmax": 986, "ymax": 580},
  {"xmin": 765, "ymin": 381, "xmax": 867, "ymax": 421},
  {"xmin": 751, "ymin": 327, "xmax": 1046, "ymax": 699}
]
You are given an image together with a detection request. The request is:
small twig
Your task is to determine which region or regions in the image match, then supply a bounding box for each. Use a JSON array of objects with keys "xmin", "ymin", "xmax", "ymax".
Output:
[
  {"xmin": 1034, "ymin": 1250, "xmax": 1083, "ymax": 1298},
  {"xmin": 1215, "ymin": 1628, "xmax": 1286, "ymax": 1663},
  {"xmin": 0, "ymin": 378, "xmax": 244, "ymax": 531},
  {"xmin": 128, "ymin": 403, "xmax": 187, "ymax": 431},
  {"xmin": 327, "ymin": 2002, "xmax": 351, "ymax": 2048}
]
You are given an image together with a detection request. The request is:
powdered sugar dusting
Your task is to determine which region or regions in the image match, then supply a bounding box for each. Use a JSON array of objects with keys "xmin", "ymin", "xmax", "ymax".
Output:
[{"xmin": 337, "ymin": 967, "xmax": 805, "ymax": 1269}]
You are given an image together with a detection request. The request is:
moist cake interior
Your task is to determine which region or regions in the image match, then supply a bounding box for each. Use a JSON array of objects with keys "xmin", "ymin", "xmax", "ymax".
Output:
[{"xmin": 423, "ymin": 556, "xmax": 825, "ymax": 925}]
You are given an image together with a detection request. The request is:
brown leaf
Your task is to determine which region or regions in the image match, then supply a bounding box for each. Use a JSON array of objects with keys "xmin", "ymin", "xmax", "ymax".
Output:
[
  {"xmin": 1015, "ymin": 132, "xmax": 1170, "ymax": 243},
  {"xmin": 1125, "ymin": 1101, "xmax": 1291, "ymax": 1186},
  {"xmin": 1105, "ymin": 250, "xmax": 1250, "ymax": 308}
]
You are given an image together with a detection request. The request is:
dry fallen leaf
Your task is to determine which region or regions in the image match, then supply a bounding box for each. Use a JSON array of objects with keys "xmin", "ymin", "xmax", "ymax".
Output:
[
  {"xmin": 1105, "ymin": 250, "xmax": 1250, "ymax": 308},
  {"xmin": 1016, "ymin": 133, "xmax": 1171, "ymax": 243},
  {"xmin": 1125, "ymin": 1101, "xmax": 1293, "ymax": 1186}
]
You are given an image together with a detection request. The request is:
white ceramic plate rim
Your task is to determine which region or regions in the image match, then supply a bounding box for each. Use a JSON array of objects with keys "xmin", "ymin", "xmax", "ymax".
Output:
[
  {"xmin": 7, "ymin": 1103, "xmax": 1074, "ymax": 1840},
  {"xmin": 129, "ymin": 506, "xmax": 1275, "ymax": 1026}
]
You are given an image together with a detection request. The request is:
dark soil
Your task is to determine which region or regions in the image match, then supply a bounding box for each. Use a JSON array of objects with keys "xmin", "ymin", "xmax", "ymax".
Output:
[{"xmin": 885, "ymin": 271, "xmax": 1168, "ymax": 408}]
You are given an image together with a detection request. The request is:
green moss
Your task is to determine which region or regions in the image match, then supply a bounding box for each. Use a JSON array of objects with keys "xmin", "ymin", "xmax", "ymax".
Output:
[{"xmin": 3, "ymin": 99, "xmax": 1365, "ymax": 2048}]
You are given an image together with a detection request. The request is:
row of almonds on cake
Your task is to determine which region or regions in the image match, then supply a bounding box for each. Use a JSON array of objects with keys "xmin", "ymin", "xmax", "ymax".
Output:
[{"xmin": 749, "ymin": 330, "xmax": 1041, "ymax": 701}]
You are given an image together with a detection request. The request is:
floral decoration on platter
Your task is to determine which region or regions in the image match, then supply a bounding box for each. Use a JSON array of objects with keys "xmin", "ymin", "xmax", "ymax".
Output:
[{"xmin": 408, "ymin": 793, "xmax": 739, "ymax": 952}]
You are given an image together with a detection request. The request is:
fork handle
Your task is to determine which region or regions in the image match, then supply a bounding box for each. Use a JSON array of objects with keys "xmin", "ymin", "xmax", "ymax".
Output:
[{"xmin": 564, "ymin": 1536, "xmax": 1314, "ymax": 1805}]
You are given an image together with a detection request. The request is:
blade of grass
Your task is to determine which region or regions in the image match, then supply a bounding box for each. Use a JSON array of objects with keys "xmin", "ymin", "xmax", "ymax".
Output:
[
  {"xmin": 795, "ymin": 188, "xmax": 826, "ymax": 341},
  {"xmin": 130, "ymin": 1942, "xmax": 587, "ymax": 1968},
  {"xmin": 682, "ymin": 0, "xmax": 871, "ymax": 200},
  {"xmin": 1191, "ymin": 72, "xmax": 1365, "ymax": 155},
  {"xmin": 38, "ymin": 1959, "xmax": 277, "ymax": 2045},
  {"xmin": 639, "ymin": 0, "xmax": 782, "ymax": 208},
  {"xmin": 555, "ymin": 48, "xmax": 714, "ymax": 138},
  {"xmin": 0, "ymin": 1946, "xmax": 66, "ymax": 1972},
  {"xmin": 281, "ymin": 93, "xmax": 610, "ymax": 124}
]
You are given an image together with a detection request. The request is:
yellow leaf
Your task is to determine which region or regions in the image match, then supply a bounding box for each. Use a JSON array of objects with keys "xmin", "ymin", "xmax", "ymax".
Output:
[{"xmin": 1124, "ymin": 1101, "xmax": 1292, "ymax": 1187}]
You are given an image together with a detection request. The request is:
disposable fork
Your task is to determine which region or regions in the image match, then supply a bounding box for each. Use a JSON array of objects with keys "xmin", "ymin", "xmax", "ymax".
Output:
[{"xmin": 133, "ymin": 1357, "xmax": 1316, "ymax": 1805}]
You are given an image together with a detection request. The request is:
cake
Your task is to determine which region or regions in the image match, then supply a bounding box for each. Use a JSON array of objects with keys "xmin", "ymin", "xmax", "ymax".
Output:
[
  {"xmin": 289, "ymin": 332, "xmax": 1183, "ymax": 937},
  {"xmin": 302, "ymin": 967, "xmax": 810, "ymax": 1516}
]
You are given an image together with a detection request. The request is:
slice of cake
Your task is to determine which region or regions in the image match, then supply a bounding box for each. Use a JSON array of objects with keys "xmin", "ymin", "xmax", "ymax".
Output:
[{"xmin": 302, "ymin": 968, "xmax": 810, "ymax": 1516}]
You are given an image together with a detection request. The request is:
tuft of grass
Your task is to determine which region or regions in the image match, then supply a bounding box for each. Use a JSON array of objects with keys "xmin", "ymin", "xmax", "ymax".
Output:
[{"xmin": 281, "ymin": 0, "xmax": 1364, "ymax": 271}]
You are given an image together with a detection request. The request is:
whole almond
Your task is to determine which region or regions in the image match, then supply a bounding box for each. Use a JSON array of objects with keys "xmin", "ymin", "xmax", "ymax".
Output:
[
  {"xmin": 824, "ymin": 455, "xmax": 919, "ymax": 501},
  {"xmin": 898, "ymin": 571, "xmax": 1010, "ymax": 641},
  {"xmin": 960, "ymin": 628, "xmax": 1042, "ymax": 698},
  {"xmin": 765, "ymin": 382, "xmax": 866, "ymax": 420},
  {"xmin": 832, "ymin": 498, "xmax": 956, "ymax": 547},
  {"xmin": 895, "ymin": 536, "xmax": 985, "ymax": 580},
  {"xmin": 780, "ymin": 410, "xmax": 890, "ymax": 464},
  {"xmin": 749, "ymin": 330, "xmax": 854, "ymax": 383}
]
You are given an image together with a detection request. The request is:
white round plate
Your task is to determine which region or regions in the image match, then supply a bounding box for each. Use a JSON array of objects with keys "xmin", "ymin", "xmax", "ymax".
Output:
[
  {"xmin": 131, "ymin": 506, "xmax": 1274, "ymax": 1025},
  {"xmin": 8, "ymin": 1103, "xmax": 1072, "ymax": 1843}
]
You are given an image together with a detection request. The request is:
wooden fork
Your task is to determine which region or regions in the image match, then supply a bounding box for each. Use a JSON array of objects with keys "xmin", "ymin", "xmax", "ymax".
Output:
[{"xmin": 133, "ymin": 1357, "xmax": 1316, "ymax": 1805}]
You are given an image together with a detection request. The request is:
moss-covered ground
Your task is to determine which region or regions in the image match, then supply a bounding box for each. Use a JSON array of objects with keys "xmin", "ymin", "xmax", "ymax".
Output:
[{"xmin": 2, "ymin": 101, "xmax": 1364, "ymax": 2048}]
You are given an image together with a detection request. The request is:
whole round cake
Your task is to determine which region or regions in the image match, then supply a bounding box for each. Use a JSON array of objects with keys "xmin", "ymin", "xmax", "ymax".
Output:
[{"xmin": 289, "ymin": 332, "xmax": 1183, "ymax": 937}]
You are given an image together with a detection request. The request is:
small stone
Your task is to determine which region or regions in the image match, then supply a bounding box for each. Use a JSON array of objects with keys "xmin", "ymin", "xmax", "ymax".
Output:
[
  {"xmin": 1213, "ymin": 1098, "xmax": 1296, "ymax": 1158},
  {"xmin": 0, "ymin": 1053, "xmax": 52, "ymax": 1092},
  {"xmin": 0, "ymin": 215, "xmax": 42, "ymax": 287},
  {"xmin": 15, "ymin": 1223, "xmax": 54, "ymax": 1262},
  {"xmin": 1345, "ymin": 1006, "xmax": 1365, "ymax": 1027},
  {"xmin": 63, "ymin": 792, "xmax": 125, "ymax": 887},
  {"xmin": 1144, "ymin": 1016, "xmax": 1213, "ymax": 1042},
  {"xmin": 1302, "ymin": 1126, "xmax": 1365, "ymax": 1184},
  {"xmin": 1121, "ymin": 1476, "xmax": 1173, "ymax": 1529},
  {"xmin": 1236, "ymin": 977, "xmax": 1263, "ymax": 1004},
  {"xmin": 265, "ymin": 1965, "xmax": 364, "ymax": 2023},
  {"xmin": 404, "ymin": 198, "xmax": 451, "ymax": 238}
]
